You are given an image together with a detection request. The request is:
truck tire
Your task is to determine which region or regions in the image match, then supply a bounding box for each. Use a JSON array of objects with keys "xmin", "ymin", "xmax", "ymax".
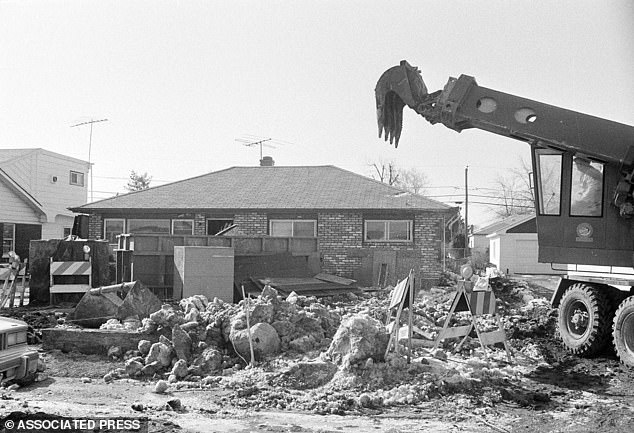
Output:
[
  {"xmin": 613, "ymin": 296, "xmax": 634, "ymax": 367},
  {"xmin": 558, "ymin": 283, "xmax": 611, "ymax": 356}
]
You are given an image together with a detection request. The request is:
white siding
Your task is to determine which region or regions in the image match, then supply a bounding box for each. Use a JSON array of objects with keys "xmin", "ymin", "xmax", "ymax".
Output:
[
  {"xmin": 1, "ymin": 149, "xmax": 89, "ymax": 222},
  {"xmin": 0, "ymin": 180, "xmax": 40, "ymax": 223},
  {"xmin": 494, "ymin": 233, "xmax": 563, "ymax": 275}
]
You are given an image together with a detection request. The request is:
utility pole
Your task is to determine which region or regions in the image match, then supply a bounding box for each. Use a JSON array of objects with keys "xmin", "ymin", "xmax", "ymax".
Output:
[
  {"xmin": 465, "ymin": 165, "xmax": 469, "ymax": 250},
  {"xmin": 71, "ymin": 118, "xmax": 108, "ymax": 202}
]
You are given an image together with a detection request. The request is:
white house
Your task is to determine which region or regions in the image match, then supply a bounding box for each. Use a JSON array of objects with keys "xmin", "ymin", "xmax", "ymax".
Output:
[
  {"xmin": 484, "ymin": 214, "xmax": 564, "ymax": 275},
  {"xmin": 0, "ymin": 149, "xmax": 89, "ymax": 260}
]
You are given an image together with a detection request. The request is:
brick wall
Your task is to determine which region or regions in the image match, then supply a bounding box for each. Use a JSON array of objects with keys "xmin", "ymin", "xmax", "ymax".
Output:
[
  {"xmin": 88, "ymin": 214, "xmax": 103, "ymax": 240},
  {"xmin": 317, "ymin": 211, "xmax": 363, "ymax": 277},
  {"xmin": 233, "ymin": 212, "xmax": 268, "ymax": 236},
  {"xmin": 194, "ymin": 213, "xmax": 206, "ymax": 235},
  {"xmin": 318, "ymin": 210, "xmax": 446, "ymax": 285}
]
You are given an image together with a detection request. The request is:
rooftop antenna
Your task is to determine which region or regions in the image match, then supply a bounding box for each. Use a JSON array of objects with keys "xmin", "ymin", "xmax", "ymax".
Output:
[
  {"xmin": 235, "ymin": 136, "xmax": 275, "ymax": 161},
  {"xmin": 71, "ymin": 118, "xmax": 108, "ymax": 202}
]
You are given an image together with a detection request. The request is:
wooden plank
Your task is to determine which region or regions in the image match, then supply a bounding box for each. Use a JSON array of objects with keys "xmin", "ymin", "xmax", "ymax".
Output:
[
  {"xmin": 314, "ymin": 273, "xmax": 356, "ymax": 285},
  {"xmin": 50, "ymin": 284, "xmax": 91, "ymax": 293},
  {"xmin": 438, "ymin": 324, "xmax": 472, "ymax": 340},
  {"xmin": 479, "ymin": 329, "xmax": 507, "ymax": 346}
]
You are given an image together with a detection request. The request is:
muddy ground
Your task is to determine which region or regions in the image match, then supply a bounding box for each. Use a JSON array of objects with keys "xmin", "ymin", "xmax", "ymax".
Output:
[{"xmin": 1, "ymin": 276, "xmax": 633, "ymax": 433}]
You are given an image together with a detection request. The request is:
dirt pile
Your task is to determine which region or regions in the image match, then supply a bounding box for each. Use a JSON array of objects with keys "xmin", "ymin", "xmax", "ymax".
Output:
[{"xmin": 91, "ymin": 276, "xmax": 562, "ymax": 414}]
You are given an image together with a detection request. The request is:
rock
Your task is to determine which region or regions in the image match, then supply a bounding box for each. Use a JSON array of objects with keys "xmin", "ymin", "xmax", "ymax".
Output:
[
  {"xmin": 167, "ymin": 398, "xmax": 182, "ymax": 411},
  {"xmin": 326, "ymin": 313, "xmax": 389, "ymax": 368},
  {"xmin": 289, "ymin": 335, "xmax": 316, "ymax": 353},
  {"xmin": 103, "ymin": 373, "xmax": 113, "ymax": 383},
  {"xmin": 145, "ymin": 342, "xmax": 173, "ymax": 367},
  {"xmin": 250, "ymin": 303, "xmax": 275, "ymax": 324},
  {"xmin": 154, "ymin": 380, "xmax": 169, "ymax": 394},
  {"xmin": 172, "ymin": 325, "xmax": 192, "ymax": 361},
  {"xmin": 149, "ymin": 304, "xmax": 185, "ymax": 328},
  {"xmin": 167, "ymin": 374, "xmax": 177, "ymax": 383},
  {"xmin": 138, "ymin": 340, "xmax": 152, "ymax": 356},
  {"xmin": 141, "ymin": 361, "xmax": 162, "ymax": 377},
  {"xmin": 276, "ymin": 360, "xmax": 338, "ymax": 390},
  {"xmin": 171, "ymin": 359, "xmax": 188, "ymax": 380},
  {"xmin": 37, "ymin": 360, "xmax": 46, "ymax": 372},
  {"xmin": 358, "ymin": 393, "xmax": 372, "ymax": 407},
  {"xmin": 107, "ymin": 346, "xmax": 123, "ymax": 360},
  {"xmin": 271, "ymin": 320, "xmax": 295, "ymax": 338},
  {"xmin": 81, "ymin": 377, "xmax": 92, "ymax": 383},
  {"xmin": 193, "ymin": 347, "xmax": 223, "ymax": 374},
  {"xmin": 231, "ymin": 322, "xmax": 281, "ymax": 361},
  {"xmin": 35, "ymin": 373, "xmax": 49, "ymax": 382},
  {"xmin": 131, "ymin": 402, "xmax": 144, "ymax": 412},
  {"xmin": 159, "ymin": 334, "xmax": 172, "ymax": 347},
  {"xmin": 181, "ymin": 320, "xmax": 199, "ymax": 331},
  {"xmin": 125, "ymin": 360, "xmax": 144, "ymax": 378},
  {"xmin": 286, "ymin": 291, "xmax": 298, "ymax": 304}
]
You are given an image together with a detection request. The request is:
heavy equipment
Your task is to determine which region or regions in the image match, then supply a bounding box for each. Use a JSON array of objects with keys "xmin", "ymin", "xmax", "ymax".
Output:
[{"xmin": 375, "ymin": 60, "xmax": 634, "ymax": 366}]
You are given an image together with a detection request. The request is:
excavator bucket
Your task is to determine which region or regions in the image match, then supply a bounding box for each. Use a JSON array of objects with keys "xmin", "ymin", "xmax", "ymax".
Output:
[
  {"xmin": 375, "ymin": 60, "xmax": 428, "ymax": 147},
  {"xmin": 68, "ymin": 281, "xmax": 162, "ymax": 328}
]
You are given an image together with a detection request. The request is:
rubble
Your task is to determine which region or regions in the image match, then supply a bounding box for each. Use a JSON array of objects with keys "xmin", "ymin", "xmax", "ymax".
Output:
[{"xmin": 38, "ymin": 274, "xmax": 569, "ymax": 416}]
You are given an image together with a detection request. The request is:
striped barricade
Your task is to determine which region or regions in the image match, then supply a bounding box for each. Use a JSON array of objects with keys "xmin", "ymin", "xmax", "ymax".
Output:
[{"xmin": 49, "ymin": 259, "xmax": 92, "ymax": 304}]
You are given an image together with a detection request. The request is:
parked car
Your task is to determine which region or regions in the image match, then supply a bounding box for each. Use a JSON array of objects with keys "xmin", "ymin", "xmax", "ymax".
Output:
[{"xmin": 0, "ymin": 317, "xmax": 39, "ymax": 385}]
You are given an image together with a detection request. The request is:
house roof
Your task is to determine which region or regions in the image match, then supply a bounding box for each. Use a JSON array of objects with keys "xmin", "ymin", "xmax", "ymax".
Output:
[
  {"xmin": 473, "ymin": 214, "xmax": 536, "ymax": 236},
  {"xmin": 0, "ymin": 167, "xmax": 45, "ymax": 217},
  {"xmin": 71, "ymin": 165, "xmax": 455, "ymax": 213},
  {"xmin": 0, "ymin": 148, "xmax": 89, "ymax": 167}
]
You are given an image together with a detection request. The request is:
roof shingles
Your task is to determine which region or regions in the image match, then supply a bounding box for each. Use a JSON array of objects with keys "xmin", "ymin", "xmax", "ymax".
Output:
[{"xmin": 73, "ymin": 165, "xmax": 452, "ymax": 212}]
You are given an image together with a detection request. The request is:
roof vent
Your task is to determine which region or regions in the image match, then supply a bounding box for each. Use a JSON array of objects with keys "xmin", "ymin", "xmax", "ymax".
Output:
[{"xmin": 260, "ymin": 156, "xmax": 275, "ymax": 167}]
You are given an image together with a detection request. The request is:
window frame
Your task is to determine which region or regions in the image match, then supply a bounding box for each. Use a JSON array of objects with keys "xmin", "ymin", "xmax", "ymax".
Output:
[
  {"xmin": 171, "ymin": 219, "xmax": 194, "ymax": 235},
  {"xmin": 534, "ymin": 149, "xmax": 563, "ymax": 216},
  {"xmin": 206, "ymin": 218, "xmax": 235, "ymax": 236},
  {"xmin": 127, "ymin": 218, "xmax": 171, "ymax": 235},
  {"xmin": 69, "ymin": 170, "xmax": 85, "ymax": 187},
  {"xmin": 2, "ymin": 222, "xmax": 15, "ymax": 258},
  {"xmin": 364, "ymin": 219, "xmax": 413, "ymax": 242},
  {"xmin": 269, "ymin": 219, "xmax": 317, "ymax": 237},
  {"xmin": 103, "ymin": 218, "xmax": 125, "ymax": 244},
  {"xmin": 569, "ymin": 156, "xmax": 605, "ymax": 218}
]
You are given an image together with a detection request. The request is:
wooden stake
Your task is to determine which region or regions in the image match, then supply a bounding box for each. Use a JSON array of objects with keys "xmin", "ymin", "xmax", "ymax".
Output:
[{"xmin": 241, "ymin": 284, "xmax": 256, "ymax": 367}]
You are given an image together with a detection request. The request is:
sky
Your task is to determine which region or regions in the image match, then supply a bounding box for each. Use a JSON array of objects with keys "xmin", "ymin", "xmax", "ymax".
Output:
[{"xmin": 1, "ymin": 0, "xmax": 632, "ymax": 228}]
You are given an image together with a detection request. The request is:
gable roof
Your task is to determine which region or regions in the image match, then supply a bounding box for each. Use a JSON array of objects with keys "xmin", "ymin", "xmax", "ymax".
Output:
[
  {"xmin": 0, "ymin": 148, "xmax": 89, "ymax": 167},
  {"xmin": 0, "ymin": 167, "xmax": 46, "ymax": 217},
  {"xmin": 473, "ymin": 213, "xmax": 535, "ymax": 236},
  {"xmin": 72, "ymin": 165, "xmax": 454, "ymax": 213}
]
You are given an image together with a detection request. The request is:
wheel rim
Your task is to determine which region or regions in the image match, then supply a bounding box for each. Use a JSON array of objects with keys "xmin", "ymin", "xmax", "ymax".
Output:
[
  {"xmin": 565, "ymin": 299, "xmax": 590, "ymax": 339},
  {"xmin": 622, "ymin": 310, "xmax": 634, "ymax": 354}
]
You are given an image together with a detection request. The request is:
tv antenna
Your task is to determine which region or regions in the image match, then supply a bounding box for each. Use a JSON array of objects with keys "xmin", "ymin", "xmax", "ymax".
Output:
[
  {"xmin": 71, "ymin": 118, "xmax": 108, "ymax": 202},
  {"xmin": 235, "ymin": 134, "xmax": 293, "ymax": 162}
]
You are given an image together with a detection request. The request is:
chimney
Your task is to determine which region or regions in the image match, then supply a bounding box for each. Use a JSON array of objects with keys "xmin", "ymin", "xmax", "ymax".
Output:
[{"xmin": 260, "ymin": 156, "xmax": 275, "ymax": 167}]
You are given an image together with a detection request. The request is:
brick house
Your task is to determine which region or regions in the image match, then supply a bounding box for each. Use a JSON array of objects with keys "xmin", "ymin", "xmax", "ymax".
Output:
[{"xmin": 70, "ymin": 164, "xmax": 458, "ymax": 287}]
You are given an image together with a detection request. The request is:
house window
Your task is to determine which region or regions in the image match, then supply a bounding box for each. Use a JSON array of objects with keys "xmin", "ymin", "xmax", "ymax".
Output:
[
  {"xmin": 365, "ymin": 220, "xmax": 413, "ymax": 242},
  {"xmin": 172, "ymin": 219, "xmax": 194, "ymax": 235},
  {"xmin": 207, "ymin": 219, "xmax": 234, "ymax": 235},
  {"xmin": 104, "ymin": 219, "xmax": 125, "ymax": 244},
  {"xmin": 270, "ymin": 220, "xmax": 317, "ymax": 237},
  {"xmin": 2, "ymin": 223, "xmax": 15, "ymax": 257},
  {"xmin": 128, "ymin": 219, "xmax": 170, "ymax": 234},
  {"xmin": 535, "ymin": 149, "xmax": 562, "ymax": 216},
  {"xmin": 570, "ymin": 157, "xmax": 604, "ymax": 217},
  {"xmin": 63, "ymin": 227, "xmax": 72, "ymax": 238},
  {"xmin": 70, "ymin": 171, "xmax": 85, "ymax": 186}
]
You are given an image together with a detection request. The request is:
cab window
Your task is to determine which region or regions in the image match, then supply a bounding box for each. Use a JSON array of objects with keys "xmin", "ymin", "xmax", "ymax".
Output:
[
  {"xmin": 535, "ymin": 149, "xmax": 563, "ymax": 215},
  {"xmin": 570, "ymin": 157, "xmax": 604, "ymax": 217}
]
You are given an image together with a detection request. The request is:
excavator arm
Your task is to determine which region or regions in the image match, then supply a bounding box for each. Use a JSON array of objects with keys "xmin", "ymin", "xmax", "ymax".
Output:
[{"xmin": 376, "ymin": 60, "xmax": 634, "ymax": 218}]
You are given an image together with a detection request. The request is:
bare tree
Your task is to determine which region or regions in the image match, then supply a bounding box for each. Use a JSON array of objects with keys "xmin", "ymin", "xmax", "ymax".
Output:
[
  {"xmin": 489, "ymin": 157, "xmax": 535, "ymax": 218},
  {"xmin": 126, "ymin": 170, "xmax": 152, "ymax": 192},
  {"xmin": 370, "ymin": 160, "xmax": 400, "ymax": 185},
  {"xmin": 369, "ymin": 160, "xmax": 430, "ymax": 194},
  {"xmin": 396, "ymin": 167, "xmax": 430, "ymax": 195}
]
